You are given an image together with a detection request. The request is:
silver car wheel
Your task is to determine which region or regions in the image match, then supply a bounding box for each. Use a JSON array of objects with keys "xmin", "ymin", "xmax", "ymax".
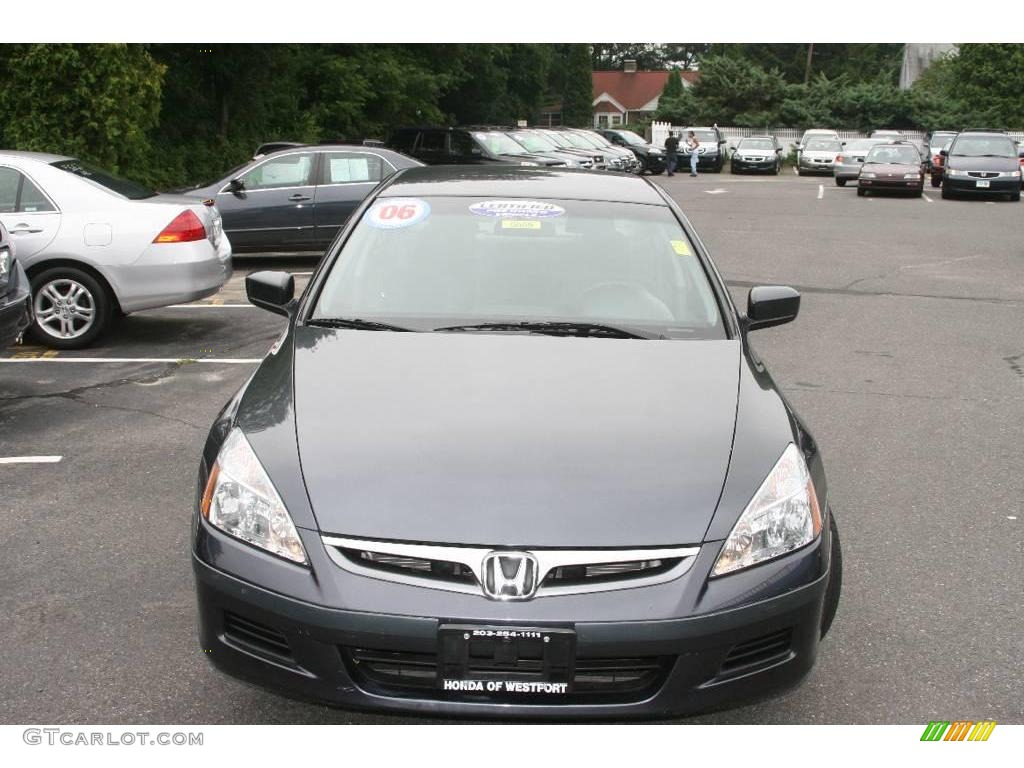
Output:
[{"xmin": 34, "ymin": 278, "xmax": 96, "ymax": 340}]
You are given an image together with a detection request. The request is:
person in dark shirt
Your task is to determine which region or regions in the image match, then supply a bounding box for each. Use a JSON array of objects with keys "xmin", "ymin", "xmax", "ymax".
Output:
[{"xmin": 664, "ymin": 131, "xmax": 680, "ymax": 176}]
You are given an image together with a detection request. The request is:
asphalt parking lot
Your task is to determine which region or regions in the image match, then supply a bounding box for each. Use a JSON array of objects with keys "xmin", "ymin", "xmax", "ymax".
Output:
[{"xmin": 1, "ymin": 170, "xmax": 1021, "ymax": 724}]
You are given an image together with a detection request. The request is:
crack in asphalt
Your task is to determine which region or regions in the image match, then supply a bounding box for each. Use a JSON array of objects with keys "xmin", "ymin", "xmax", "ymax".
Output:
[
  {"xmin": 726, "ymin": 280, "xmax": 1024, "ymax": 306},
  {"xmin": 0, "ymin": 361, "xmax": 204, "ymax": 430},
  {"xmin": 784, "ymin": 385, "xmax": 1002, "ymax": 403}
]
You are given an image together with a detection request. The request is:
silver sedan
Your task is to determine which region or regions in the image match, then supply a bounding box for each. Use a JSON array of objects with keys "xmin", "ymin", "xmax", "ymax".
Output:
[
  {"xmin": 0, "ymin": 151, "xmax": 232, "ymax": 348},
  {"xmin": 833, "ymin": 139, "xmax": 887, "ymax": 186}
]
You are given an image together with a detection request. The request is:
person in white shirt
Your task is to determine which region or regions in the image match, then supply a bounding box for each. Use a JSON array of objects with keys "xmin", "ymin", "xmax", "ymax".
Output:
[{"xmin": 687, "ymin": 131, "xmax": 700, "ymax": 176}]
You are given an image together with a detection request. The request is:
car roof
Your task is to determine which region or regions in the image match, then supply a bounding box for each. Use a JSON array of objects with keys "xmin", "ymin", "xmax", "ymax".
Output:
[
  {"xmin": 379, "ymin": 166, "xmax": 666, "ymax": 205},
  {"xmin": 0, "ymin": 149, "xmax": 73, "ymax": 164}
]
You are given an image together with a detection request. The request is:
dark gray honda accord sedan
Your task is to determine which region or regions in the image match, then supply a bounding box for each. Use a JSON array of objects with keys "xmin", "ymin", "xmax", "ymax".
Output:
[{"xmin": 193, "ymin": 166, "xmax": 842, "ymax": 719}]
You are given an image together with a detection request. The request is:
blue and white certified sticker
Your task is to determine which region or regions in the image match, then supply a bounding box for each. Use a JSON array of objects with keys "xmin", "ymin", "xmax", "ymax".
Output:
[
  {"xmin": 469, "ymin": 200, "xmax": 566, "ymax": 219},
  {"xmin": 366, "ymin": 198, "xmax": 431, "ymax": 229}
]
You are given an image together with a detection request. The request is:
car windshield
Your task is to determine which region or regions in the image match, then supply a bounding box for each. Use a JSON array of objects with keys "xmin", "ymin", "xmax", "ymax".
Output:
[
  {"xmin": 509, "ymin": 132, "xmax": 558, "ymax": 153},
  {"xmin": 929, "ymin": 134, "xmax": 956, "ymax": 149},
  {"xmin": 614, "ymin": 131, "xmax": 647, "ymax": 147},
  {"xmin": 561, "ymin": 132, "xmax": 599, "ymax": 149},
  {"xmin": 577, "ymin": 131, "xmax": 611, "ymax": 147},
  {"xmin": 541, "ymin": 131, "xmax": 574, "ymax": 149},
  {"xmin": 843, "ymin": 140, "xmax": 882, "ymax": 152},
  {"xmin": 950, "ymin": 135, "xmax": 1016, "ymax": 158},
  {"xmin": 738, "ymin": 139, "xmax": 774, "ymax": 150},
  {"xmin": 689, "ymin": 130, "xmax": 717, "ymax": 143},
  {"xmin": 472, "ymin": 132, "xmax": 529, "ymax": 157},
  {"xmin": 51, "ymin": 159, "xmax": 157, "ymax": 200},
  {"xmin": 806, "ymin": 139, "xmax": 841, "ymax": 151},
  {"xmin": 866, "ymin": 146, "xmax": 920, "ymax": 164},
  {"xmin": 312, "ymin": 196, "xmax": 725, "ymax": 339}
]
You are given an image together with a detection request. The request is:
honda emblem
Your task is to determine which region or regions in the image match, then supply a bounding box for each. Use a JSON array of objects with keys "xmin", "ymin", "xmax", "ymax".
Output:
[{"xmin": 481, "ymin": 551, "xmax": 539, "ymax": 601}]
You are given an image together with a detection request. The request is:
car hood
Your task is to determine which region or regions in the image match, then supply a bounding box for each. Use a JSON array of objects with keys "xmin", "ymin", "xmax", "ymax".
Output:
[
  {"xmin": 292, "ymin": 328, "xmax": 741, "ymax": 547},
  {"xmin": 736, "ymin": 150, "xmax": 773, "ymax": 159},
  {"xmin": 947, "ymin": 155, "xmax": 1018, "ymax": 172},
  {"xmin": 802, "ymin": 150, "xmax": 838, "ymax": 159}
]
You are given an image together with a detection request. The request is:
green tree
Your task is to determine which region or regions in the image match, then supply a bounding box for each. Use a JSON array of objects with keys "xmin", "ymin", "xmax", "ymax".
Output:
[
  {"xmin": 661, "ymin": 68, "xmax": 684, "ymax": 99},
  {"xmin": 561, "ymin": 44, "xmax": 594, "ymax": 127},
  {"xmin": 0, "ymin": 44, "xmax": 164, "ymax": 177},
  {"xmin": 941, "ymin": 44, "xmax": 1024, "ymax": 127}
]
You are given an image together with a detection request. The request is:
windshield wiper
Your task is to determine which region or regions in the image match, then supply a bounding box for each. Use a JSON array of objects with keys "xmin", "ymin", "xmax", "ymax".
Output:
[
  {"xmin": 433, "ymin": 321, "xmax": 660, "ymax": 339},
  {"xmin": 307, "ymin": 318, "xmax": 415, "ymax": 332},
  {"xmin": 960, "ymin": 154, "xmax": 1012, "ymax": 158}
]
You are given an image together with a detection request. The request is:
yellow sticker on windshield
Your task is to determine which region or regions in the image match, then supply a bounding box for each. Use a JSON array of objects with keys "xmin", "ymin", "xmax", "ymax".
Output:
[
  {"xmin": 502, "ymin": 219, "xmax": 541, "ymax": 230},
  {"xmin": 671, "ymin": 240, "xmax": 692, "ymax": 256}
]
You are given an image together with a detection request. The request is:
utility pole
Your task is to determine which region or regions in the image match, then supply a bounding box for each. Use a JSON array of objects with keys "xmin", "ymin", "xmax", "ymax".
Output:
[{"xmin": 804, "ymin": 43, "xmax": 814, "ymax": 84}]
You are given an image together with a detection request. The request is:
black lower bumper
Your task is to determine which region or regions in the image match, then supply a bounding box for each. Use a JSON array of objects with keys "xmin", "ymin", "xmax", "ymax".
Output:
[
  {"xmin": 859, "ymin": 178, "xmax": 924, "ymax": 193},
  {"xmin": 193, "ymin": 554, "xmax": 828, "ymax": 719},
  {"xmin": 943, "ymin": 177, "xmax": 1019, "ymax": 195},
  {"xmin": 0, "ymin": 261, "xmax": 33, "ymax": 348},
  {"xmin": 731, "ymin": 160, "xmax": 777, "ymax": 173}
]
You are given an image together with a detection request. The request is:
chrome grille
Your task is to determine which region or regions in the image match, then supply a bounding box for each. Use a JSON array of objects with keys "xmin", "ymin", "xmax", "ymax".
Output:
[{"xmin": 322, "ymin": 535, "xmax": 700, "ymax": 599}]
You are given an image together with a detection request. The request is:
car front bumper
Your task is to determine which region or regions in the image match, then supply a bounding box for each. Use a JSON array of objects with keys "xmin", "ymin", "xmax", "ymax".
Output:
[
  {"xmin": 731, "ymin": 158, "xmax": 777, "ymax": 172},
  {"xmin": 943, "ymin": 176, "xmax": 1019, "ymax": 195},
  {"xmin": 798, "ymin": 159, "xmax": 835, "ymax": 174},
  {"xmin": 858, "ymin": 177, "xmax": 924, "ymax": 192},
  {"xmin": 193, "ymin": 521, "xmax": 832, "ymax": 719},
  {"xmin": 0, "ymin": 260, "xmax": 33, "ymax": 347},
  {"xmin": 682, "ymin": 153, "xmax": 722, "ymax": 169},
  {"xmin": 833, "ymin": 163, "xmax": 864, "ymax": 180}
]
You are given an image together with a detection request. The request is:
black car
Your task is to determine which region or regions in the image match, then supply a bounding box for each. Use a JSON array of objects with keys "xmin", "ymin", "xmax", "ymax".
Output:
[
  {"xmin": 0, "ymin": 222, "xmax": 33, "ymax": 347},
  {"xmin": 179, "ymin": 145, "xmax": 422, "ymax": 255},
  {"xmin": 730, "ymin": 136, "xmax": 783, "ymax": 175},
  {"xmin": 389, "ymin": 127, "xmax": 566, "ymax": 169},
  {"xmin": 597, "ymin": 128, "xmax": 666, "ymax": 174},
  {"xmin": 193, "ymin": 165, "xmax": 842, "ymax": 719},
  {"xmin": 681, "ymin": 126, "xmax": 727, "ymax": 172},
  {"xmin": 940, "ymin": 130, "xmax": 1021, "ymax": 201}
]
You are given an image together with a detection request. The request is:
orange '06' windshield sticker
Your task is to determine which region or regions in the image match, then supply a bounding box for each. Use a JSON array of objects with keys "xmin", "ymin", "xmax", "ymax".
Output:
[{"xmin": 366, "ymin": 198, "xmax": 430, "ymax": 229}]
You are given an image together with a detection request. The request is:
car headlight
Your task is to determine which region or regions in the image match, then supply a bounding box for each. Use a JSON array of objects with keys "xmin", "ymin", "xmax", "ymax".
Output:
[
  {"xmin": 201, "ymin": 428, "xmax": 308, "ymax": 564},
  {"xmin": 947, "ymin": 169, "xmax": 968, "ymax": 177},
  {"xmin": 903, "ymin": 173, "xmax": 921, "ymax": 179},
  {"xmin": 1006, "ymin": 170, "xmax": 1020, "ymax": 178},
  {"xmin": 648, "ymin": 149, "xmax": 662, "ymax": 156},
  {"xmin": 519, "ymin": 161, "xmax": 539, "ymax": 167},
  {"xmin": 711, "ymin": 443, "xmax": 823, "ymax": 577},
  {"xmin": 860, "ymin": 172, "xmax": 876, "ymax": 179},
  {"xmin": 0, "ymin": 247, "xmax": 10, "ymax": 286}
]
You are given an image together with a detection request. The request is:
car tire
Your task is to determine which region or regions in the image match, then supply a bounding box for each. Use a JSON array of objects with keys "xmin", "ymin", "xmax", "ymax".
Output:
[
  {"xmin": 856, "ymin": 187, "xmax": 866, "ymax": 197},
  {"xmin": 820, "ymin": 509, "xmax": 842, "ymax": 639},
  {"xmin": 835, "ymin": 178, "xmax": 847, "ymax": 187},
  {"xmin": 28, "ymin": 266, "xmax": 113, "ymax": 350},
  {"xmin": 1010, "ymin": 191, "xmax": 1020, "ymax": 202},
  {"xmin": 941, "ymin": 186, "xmax": 953, "ymax": 200},
  {"xmin": 774, "ymin": 162, "xmax": 781, "ymax": 175},
  {"xmin": 797, "ymin": 168, "xmax": 806, "ymax": 177}
]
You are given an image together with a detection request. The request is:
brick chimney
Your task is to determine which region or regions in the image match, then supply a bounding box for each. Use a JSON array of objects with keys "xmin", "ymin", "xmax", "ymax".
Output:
[{"xmin": 623, "ymin": 59, "xmax": 637, "ymax": 73}]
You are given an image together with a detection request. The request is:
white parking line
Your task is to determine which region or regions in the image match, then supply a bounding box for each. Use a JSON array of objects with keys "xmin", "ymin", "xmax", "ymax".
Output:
[
  {"xmin": 817, "ymin": 184, "xmax": 824, "ymax": 199},
  {"xmin": 922, "ymin": 193, "xmax": 933, "ymax": 203},
  {"xmin": 0, "ymin": 357, "xmax": 261, "ymax": 364},
  {"xmin": 0, "ymin": 455, "xmax": 63, "ymax": 464}
]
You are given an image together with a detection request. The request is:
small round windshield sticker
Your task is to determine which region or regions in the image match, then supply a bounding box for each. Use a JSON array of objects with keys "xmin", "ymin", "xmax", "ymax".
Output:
[
  {"xmin": 469, "ymin": 200, "xmax": 566, "ymax": 219},
  {"xmin": 366, "ymin": 198, "xmax": 431, "ymax": 229}
]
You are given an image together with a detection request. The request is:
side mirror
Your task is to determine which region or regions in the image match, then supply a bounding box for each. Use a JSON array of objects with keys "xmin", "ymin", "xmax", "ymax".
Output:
[
  {"xmin": 939, "ymin": 149, "xmax": 948, "ymax": 157},
  {"xmin": 246, "ymin": 271, "xmax": 295, "ymax": 317},
  {"xmin": 746, "ymin": 286, "xmax": 800, "ymax": 331},
  {"xmin": 228, "ymin": 178, "xmax": 245, "ymax": 193}
]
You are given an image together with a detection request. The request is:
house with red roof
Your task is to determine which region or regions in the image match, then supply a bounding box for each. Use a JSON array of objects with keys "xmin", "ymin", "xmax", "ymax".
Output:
[{"xmin": 592, "ymin": 61, "xmax": 699, "ymax": 127}]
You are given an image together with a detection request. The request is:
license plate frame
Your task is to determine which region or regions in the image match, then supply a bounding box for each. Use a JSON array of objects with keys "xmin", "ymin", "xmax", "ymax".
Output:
[
  {"xmin": 976, "ymin": 179, "xmax": 990, "ymax": 188},
  {"xmin": 437, "ymin": 624, "xmax": 576, "ymax": 696}
]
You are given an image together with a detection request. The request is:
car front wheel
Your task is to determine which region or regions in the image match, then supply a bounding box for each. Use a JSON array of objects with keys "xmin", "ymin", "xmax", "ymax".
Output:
[
  {"xmin": 835, "ymin": 178, "xmax": 847, "ymax": 187},
  {"xmin": 29, "ymin": 266, "xmax": 113, "ymax": 349},
  {"xmin": 857, "ymin": 187, "xmax": 866, "ymax": 196}
]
